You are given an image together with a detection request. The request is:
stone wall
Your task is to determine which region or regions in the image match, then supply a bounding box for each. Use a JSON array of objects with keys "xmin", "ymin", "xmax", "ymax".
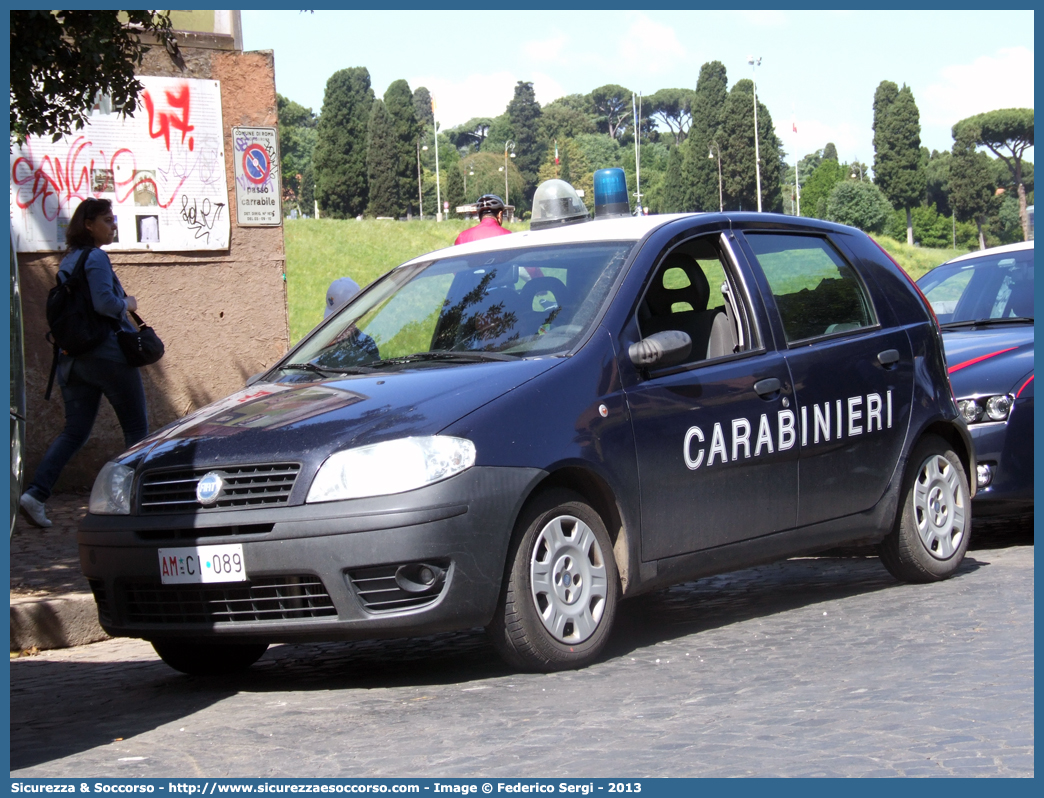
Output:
[{"xmin": 19, "ymin": 38, "xmax": 289, "ymax": 489}]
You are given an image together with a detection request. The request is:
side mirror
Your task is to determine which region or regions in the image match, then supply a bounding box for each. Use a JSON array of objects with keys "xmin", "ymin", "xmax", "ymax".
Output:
[
  {"xmin": 245, "ymin": 371, "xmax": 266, "ymax": 387},
  {"xmin": 628, "ymin": 330, "xmax": 692, "ymax": 368}
]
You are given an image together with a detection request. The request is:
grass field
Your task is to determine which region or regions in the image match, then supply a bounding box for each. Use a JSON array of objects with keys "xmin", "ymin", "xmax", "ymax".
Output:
[{"xmin": 284, "ymin": 218, "xmax": 966, "ymax": 344}]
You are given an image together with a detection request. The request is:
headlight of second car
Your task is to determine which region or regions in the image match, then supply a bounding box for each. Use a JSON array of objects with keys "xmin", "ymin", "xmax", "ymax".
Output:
[
  {"xmin": 958, "ymin": 394, "xmax": 1014, "ymax": 424},
  {"xmin": 89, "ymin": 461, "xmax": 135, "ymax": 515},
  {"xmin": 307, "ymin": 436, "xmax": 477, "ymax": 503}
]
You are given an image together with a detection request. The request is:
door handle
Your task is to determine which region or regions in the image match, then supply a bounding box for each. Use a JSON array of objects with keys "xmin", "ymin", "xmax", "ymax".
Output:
[
  {"xmin": 877, "ymin": 349, "xmax": 900, "ymax": 367},
  {"xmin": 754, "ymin": 377, "xmax": 781, "ymax": 398}
]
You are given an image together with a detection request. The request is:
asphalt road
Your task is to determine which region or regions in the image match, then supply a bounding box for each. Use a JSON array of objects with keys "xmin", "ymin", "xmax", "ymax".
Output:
[{"xmin": 11, "ymin": 525, "xmax": 1033, "ymax": 778}]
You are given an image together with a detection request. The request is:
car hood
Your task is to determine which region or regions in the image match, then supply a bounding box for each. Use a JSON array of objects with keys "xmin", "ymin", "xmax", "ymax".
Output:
[
  {"xmin": 940, "ymin": 324, "xmax": 1034, "ymax": 398},
  {"xmin": 121, "ymin": 359, "xmax": 561, "ymax": 471}
]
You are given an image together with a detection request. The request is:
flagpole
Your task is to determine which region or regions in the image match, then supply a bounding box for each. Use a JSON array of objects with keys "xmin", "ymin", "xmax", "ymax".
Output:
[
  {"xmin": 633, "ymin": 92, "xmax": 642, "ymax": 215},
  {"xmin": 792, "ymin": 111, "xmax": 801, "ymax": 217}
]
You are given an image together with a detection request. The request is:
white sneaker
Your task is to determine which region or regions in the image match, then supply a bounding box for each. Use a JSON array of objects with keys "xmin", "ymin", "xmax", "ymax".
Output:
[{"xmin": 19, "ymin": 493, "xmax": 52, "ymax": 528}]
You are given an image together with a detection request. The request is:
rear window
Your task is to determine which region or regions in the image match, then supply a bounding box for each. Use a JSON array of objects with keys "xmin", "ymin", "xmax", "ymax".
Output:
[{"xmin": 745, "ymin": 233, "xmax": 875, "ymax": 343}]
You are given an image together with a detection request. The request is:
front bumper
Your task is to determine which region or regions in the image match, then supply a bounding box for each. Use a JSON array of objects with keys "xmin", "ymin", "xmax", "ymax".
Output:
[
  {"xmin": 966, "ymin": 398, "xmax": 1033, "ymax": 516},
  {"xmin": 78, "ymin": 466, "xmax": 544, "ymax": 643}
]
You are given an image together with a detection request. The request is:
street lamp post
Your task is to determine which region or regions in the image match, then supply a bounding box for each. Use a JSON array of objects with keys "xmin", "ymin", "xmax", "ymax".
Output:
[
  {"xmin": 503, "ymin": 140, "xmax": 516, "ymax": 210},
  {"xmin": 416, "ymin": 141, "xmax": 426, "ymax": 218},
  {"xmin": 851, "ymin": 162, "xmax": 864, "ymax": 181},
  {"xmin": 434, "ymin": 121, "xmax": 442, "ymax": 222},
  {"xmin": 708, "ymin": 141, "xmax": 723, "ymax": 212},
  {"xmin": 748, "ymin": 55, "xmax": 763, "ymax": 212}
]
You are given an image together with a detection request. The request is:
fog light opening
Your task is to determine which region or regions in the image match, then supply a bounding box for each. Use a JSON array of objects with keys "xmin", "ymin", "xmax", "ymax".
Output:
[
  {"xmin": 394, "ymin": 563, "xmax": 446, "ymax": 594},
  {"xmin": 976, "ymin": 463, "xmax": 994, "ymax": 488}
]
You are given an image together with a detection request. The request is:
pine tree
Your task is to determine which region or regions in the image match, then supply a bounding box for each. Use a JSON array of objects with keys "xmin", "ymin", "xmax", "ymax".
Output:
[
  {"xmin": 823, "ymin": 142, "xmax": 838, "ymax": 162},
  {"xmin": 383, "ymin": 79, "xmax": 421, "ymax": 216},
  {"xmin": 954, "ymin": 108, "xmax": 1034, "ymax": 240},
  {"xmin": 872, "ymin": 82, "xmax": 926, "ymax": 245},
  {"xmin": 314, "ymin": 67, "xmax": 374, "ymax": 218},
  {"xmin": 365, "ymin": 99, "xmax": 399, "ymax": 218}
]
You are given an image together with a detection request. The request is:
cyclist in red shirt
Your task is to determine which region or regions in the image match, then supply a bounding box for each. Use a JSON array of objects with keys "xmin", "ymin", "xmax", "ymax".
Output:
[{"xmin": 455, "ymin": 194, "xmax": 512, "ymax": 245}]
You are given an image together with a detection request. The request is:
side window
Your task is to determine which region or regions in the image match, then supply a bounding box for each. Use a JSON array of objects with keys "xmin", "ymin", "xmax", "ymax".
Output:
[
  {"xmin": 744, "ymin": 233, "xmax": 875, "ymax": 343},
  {"xmin": 637, "ymin": 235, "xmax": 753, "ymax": 364}
]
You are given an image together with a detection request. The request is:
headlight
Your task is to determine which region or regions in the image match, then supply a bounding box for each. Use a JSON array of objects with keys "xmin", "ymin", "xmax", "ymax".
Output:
[
  {"xmin": 89, "ymin": 462, "xmax": 134, "ymax": 515},
  {"xmin": 958, "ymin": 399, "xmax": 981, "ymax": 423},
  {"xmin": 958, "ymin": 395, "xmax": 1013, "ymax": 424},
  {"xmin": 307, "ymin": 436, "xmax": 477, "ymax": 503},
  {"xmin": 985, "ymin": 394, "xmax": 1013, "ymax": 421}
]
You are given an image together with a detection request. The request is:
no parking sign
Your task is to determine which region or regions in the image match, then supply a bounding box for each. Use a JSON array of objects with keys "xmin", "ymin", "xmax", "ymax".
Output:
[{"xmin": 232, "ymin": 126, "xmax": 282, "ymax": 226}]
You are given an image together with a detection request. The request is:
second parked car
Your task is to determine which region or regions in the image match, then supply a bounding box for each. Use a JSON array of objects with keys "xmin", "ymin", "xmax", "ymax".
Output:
[{"xmin": 918, "ymin": 240, "xmax": 1033, "ymax": 518}]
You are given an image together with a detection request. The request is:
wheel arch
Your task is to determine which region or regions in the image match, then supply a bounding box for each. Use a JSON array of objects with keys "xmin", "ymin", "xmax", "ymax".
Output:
[
  {"xmin": 918, "ymin": 420, "xmax": 976, "ymax": 497},
  {"xmin": 527, "ymin": 466, "xmax": 635, "ymax": 595}
]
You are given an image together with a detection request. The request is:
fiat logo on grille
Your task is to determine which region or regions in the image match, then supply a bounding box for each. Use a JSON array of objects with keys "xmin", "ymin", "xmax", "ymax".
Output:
[{"xmin": 196, "ymin": 472, "xmax": 225, "ymax": 506}]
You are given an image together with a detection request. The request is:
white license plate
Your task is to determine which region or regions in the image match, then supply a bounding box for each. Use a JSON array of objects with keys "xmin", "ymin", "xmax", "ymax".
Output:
[{"xmin": 158, "ymin": 544, "xmax": 247, "ymax": 585}]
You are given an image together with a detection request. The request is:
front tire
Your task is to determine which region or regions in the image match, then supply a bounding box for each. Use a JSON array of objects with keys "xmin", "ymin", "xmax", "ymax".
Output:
[
  {"xmin": 878, "ymin": 435, "xmax": 971, "ymax": 583},
  {"xmin": 151, "ymin": 639, "xmax": 269, "ymax": 676},
  {"xmin": 489, "ymin": 489, "xmax": 619, "ymax": 672}
]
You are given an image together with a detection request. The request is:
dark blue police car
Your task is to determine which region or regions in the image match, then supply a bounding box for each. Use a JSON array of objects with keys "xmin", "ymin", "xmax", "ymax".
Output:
[{"xmin": 80, "ymin": 212, "xmax": 974, "ymax": 675}]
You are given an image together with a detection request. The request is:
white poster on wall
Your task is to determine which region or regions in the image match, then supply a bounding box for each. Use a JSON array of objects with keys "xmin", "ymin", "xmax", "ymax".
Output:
[{"xmin": 10, "ymin": 76, "xmax": 230, "ymax": 253}]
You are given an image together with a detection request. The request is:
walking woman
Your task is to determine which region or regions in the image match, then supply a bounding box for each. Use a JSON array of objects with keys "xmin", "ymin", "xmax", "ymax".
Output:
[{"xmin": 19, "ymin": 198, "xmax": 149, "ymax": 527}]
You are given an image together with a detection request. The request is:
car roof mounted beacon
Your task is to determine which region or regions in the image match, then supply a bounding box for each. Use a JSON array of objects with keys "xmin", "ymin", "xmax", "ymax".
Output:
[
  {"xmin": 530, "ymin": 179, "xmax": 590, "ymax": 230},
  {"xmin": 593, "ymin": 168, "xmax": 630, "ymax": 220}
]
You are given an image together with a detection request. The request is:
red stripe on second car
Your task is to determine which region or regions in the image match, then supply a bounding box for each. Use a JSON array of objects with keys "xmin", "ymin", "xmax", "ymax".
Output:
[
  {"xmin": 1016, "ymin": 374, "xmax": 1034, "ymax": 398},
  {"xmin": 947, "ymin": 347, "xmax": 1019, "ymax": 374}
]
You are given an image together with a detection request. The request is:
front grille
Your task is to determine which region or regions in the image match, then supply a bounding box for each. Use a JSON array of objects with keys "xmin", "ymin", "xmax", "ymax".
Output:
[
  {"xmin": 88, "ymin": 579, "xmax": 112, "ymax": 625},
  {"xmin": 122, "ymin": 575, "xmax": 336, "ymax": 624},
  {"xmin": 138, "ymin": 463, "xmax": 301, "ymax": 514},
  {"xmin": 347, "ymin": 563, "xmax": 448, "ymax": 613},
  {"xmin": 136, "ymin": 524, "xmax": 275, "ymax": 542}
]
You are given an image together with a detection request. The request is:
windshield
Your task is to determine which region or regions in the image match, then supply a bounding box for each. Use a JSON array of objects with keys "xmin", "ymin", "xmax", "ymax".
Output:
[
  {"xmin": 284, "ymin": 242, "xmax": 635, "ymax": 374},
  {"xmin": 918, "ymin": 248, "xmax": 1034, "ymax": 325}
]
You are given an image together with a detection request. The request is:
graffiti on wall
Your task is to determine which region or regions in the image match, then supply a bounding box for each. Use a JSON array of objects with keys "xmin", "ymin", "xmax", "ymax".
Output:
[{"xmin": 10, "ymin": 77, "xmax": 230, "ymax": 252}]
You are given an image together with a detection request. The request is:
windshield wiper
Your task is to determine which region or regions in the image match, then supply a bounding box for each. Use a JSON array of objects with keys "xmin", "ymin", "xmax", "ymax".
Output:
[
  {"xmin": 282, "ymin": 362, "xmax": 376, "ymax": 376},
  {"xmin": 370, "ymin": 350, "xmax": 520, "ymax": 367},
  {"xmin": 941, "ymin": 317, "xmax": 1034, "ymax": 330}
]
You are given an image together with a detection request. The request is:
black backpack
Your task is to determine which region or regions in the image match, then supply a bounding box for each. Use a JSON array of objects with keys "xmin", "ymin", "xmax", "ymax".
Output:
[{"xmin": 44, "ymin": 248, "xmax": 111, "ymax": 398}]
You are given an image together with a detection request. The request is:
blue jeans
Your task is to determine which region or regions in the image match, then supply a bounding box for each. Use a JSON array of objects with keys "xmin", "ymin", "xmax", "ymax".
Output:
[{"xmin": 27, "ymin": 355, "xmax": 148, "ymax": 502}]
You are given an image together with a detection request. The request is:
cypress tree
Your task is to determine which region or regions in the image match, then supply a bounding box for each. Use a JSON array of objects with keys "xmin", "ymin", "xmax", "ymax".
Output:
[
  {"xmin": 365, "ymin": 99, "xmax": 399, "ymax": 218},
  {"xmin": 661, "ymin": 146, "xmax": 688, "ymax": 212},
  {"xmin": 680, "ymin": 61, "xmax": 728, "ymax": 211},
  {"xmin": 384, "ymin": 79, "xmax": 421, "ymax": 216},
  {"xmin": 314, "ymin": 67, "xmax": 374, "ymax": 218},
  {"xmin": 872, "ymin": 82, "xmax": 926, "ymax": 244},
  {"xmin": 506, "ymin": 81, "xmax": 545, "ymax": 207},
  {"xmin": 413, "ymin": 86, "xmax": 434, "ymax": 130},
  {"xmin": 949, "ymin": 126, "xmax": 996, "ymax": 249},
  {"xmin": 445, "ymin": 163, "xmax": 465, "ymax": 216},
  {"xmin": 718, "ymin": 79, "xmax": 784, "ymax": 212}
]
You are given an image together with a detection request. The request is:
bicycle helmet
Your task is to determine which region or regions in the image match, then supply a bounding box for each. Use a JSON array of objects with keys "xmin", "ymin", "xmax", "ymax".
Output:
[{"xmin": 475, "ymin": 194, "xmax": 506, "ymax": 217}]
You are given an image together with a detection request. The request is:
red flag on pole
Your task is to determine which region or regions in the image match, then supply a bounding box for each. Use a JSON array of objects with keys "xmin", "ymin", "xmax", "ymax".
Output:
[{"xmin": 555, "ymin": 140, "xmax": 559, "ymax": 165}]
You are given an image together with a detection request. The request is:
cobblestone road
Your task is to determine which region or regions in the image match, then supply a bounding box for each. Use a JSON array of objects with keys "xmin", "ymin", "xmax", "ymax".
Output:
[{"xmin": 11, "ymin": 534, "xmax": 1033, "ymax": 778}]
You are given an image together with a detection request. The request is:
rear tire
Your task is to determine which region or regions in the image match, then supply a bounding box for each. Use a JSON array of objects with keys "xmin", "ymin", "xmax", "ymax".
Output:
[
  {"xmin": 151, "ymin": 639, "xmax": 269, "ymax": 676},
  {"xmin": 488, "ymin": 488, "xmax": 619, "ymax": 672},
  {"xmin": 878, "ymin": 435, "xmax": 971, "ymax": 583}
]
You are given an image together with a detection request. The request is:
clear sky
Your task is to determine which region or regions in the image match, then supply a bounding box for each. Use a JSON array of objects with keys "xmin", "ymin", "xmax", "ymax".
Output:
[{"xmin": 241, "ymin": 9, "xmax": 1034, "ymax": 166}]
